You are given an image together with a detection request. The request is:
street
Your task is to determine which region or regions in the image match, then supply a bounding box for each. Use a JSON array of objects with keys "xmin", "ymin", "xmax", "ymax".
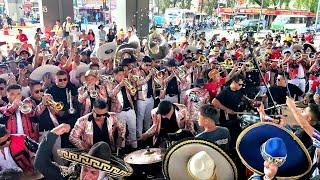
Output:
[{"xmin": 1, "ymin": 23, "xmax": 320, "ymax": 56}]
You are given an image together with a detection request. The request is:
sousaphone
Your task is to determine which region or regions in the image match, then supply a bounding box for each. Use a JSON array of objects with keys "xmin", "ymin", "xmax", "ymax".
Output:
[
  {"xmin": 114, "ymin": 36, "xmax": 141, "ymax": 67},
  {"xmin": 148, "ymin": 32, "xmax": 169, "ymax": 60}
]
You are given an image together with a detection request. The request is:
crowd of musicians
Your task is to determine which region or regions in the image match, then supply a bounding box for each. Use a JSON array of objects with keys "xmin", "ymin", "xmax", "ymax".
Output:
[{"xmin": 0, "ymin": 23, "xmax": 320, "ymax": 179}]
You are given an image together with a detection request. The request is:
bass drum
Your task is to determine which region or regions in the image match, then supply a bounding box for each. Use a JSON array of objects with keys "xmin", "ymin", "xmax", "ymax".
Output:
[{"xmin": 240, "ymin": 115, "xmax": 260, "ymax": 130}]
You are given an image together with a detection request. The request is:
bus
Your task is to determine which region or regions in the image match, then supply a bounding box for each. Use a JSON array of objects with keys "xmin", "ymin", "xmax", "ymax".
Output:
[
  {"xmin": 164, "ymin": 8, "xmax": 195, "ymax": 26},
  {"xmin": 271, "ymin": 15, "xmax": 312, "ymax": 32}
]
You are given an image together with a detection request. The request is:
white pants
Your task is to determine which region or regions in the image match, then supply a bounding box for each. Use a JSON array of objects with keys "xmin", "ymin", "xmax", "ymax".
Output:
[
  {"xmin": 39, "ymin": 131, "xmax": 63, "ymax": 165},
  {"xmin": 119, "ymin": 109, "xmax": 137, "ymax": 148},
  {"xmin": 289, "ymin": 78, "xmax": 306, "ymax": 93},
  {"xmin": 162, "ymin": 95, "xmax": 178, "ymax": 104},
  {"xmin": 136, "ymin": 98, "xmax": 154, "ymax": 137}
]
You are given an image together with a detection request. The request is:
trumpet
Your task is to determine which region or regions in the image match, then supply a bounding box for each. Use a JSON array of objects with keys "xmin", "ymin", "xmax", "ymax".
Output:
[
  {"xmin": 131, "ymin": 75, "xmax": 143, "ymax": 82},
  {"xmin": 100, "ymin": 75, "xmax": 115, "ymax": 83},
  {"xmin": 46, "ymin": 100, "xmax": 64, "ymax": 111},
  {"xmin": 123, "ymin": 78, "xmax": 137, "ymax": 96},
  {"xmin": 152, "ymin": 68, "xmax": 165, "ymax": 79},
  {"xmin": 66, "ymin": 88, "xmax": 75, "ymax": 114},
  {"xmin": 197, "ymin": 55, "xmax": 208, "ymax": 65},
  {"xmin": 19, "ymin": 102, "xmax": 32, "ymax": 114},
  {"xmin": 293, "ymin": 52, "xmax": 302, "ymax": 60},
  {"xmin": 175, "ymin": 66, "xmax": 187, "ymax": 79},
  {"xmin": 89, "ymin": 90, "xmax": 99, "ymax": 99}
]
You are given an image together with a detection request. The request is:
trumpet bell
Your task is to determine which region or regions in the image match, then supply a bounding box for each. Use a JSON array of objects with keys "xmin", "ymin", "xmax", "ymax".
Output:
[
  {"xmin": 47, "ymin": 100, "xmax": 64, "ymax": 111},
  {"xmin": 19, "ymin": 103, "xmax": 32, "ymax": 114}
]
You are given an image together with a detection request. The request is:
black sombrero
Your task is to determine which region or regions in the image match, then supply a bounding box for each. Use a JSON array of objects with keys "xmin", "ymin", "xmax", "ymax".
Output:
[
  {"xmin": 236, "ymin": 122, "xmax": 312, "ymax": 179},
  {"xmin": 303, "ymin": 43, "xmax": 316, "ymax": 53},
  {"xmin": 57, "ymin": 142, "xmax": 133, "ymax": 178},
  {"xmin": 163, "ymin": 138, "xmax": 238, "ymax": 180}
]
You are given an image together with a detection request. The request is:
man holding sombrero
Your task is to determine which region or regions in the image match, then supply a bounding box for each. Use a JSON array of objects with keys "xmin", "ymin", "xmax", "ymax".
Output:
[
  {"xmin": 236, "ymin": 122, "xmax": 312, "ymax": 179},
  {"xmin": 35, "ymin": 123, "xmax": 133, "ymax": 180},
  {"xmin": 162, "ymin": 138, "xmax": 238, "ymax": 180}
]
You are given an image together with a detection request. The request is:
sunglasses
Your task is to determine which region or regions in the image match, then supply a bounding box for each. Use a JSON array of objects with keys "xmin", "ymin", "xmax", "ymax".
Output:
[
  {"xmin": 94, "ymin": 111, "xmax": 107, "ymax": 118},
  {"xmin": 0, "ymin": 136, "xmax": 11, "ymax": 146},
  {"xmin": 145, "ymin": 64, "xmax": 152, "ymax": 66},
  {"xmin": 35, "ymin": 89, "xmax": 44, "ymax": 94},
  {"xmin": 58, "ymin": 78, "xmax": 68, "ymax": 82}
]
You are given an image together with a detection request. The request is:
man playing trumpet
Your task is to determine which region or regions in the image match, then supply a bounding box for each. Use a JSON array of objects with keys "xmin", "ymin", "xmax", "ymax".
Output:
[
  {"xmin": 78, "ymin": 70, "xmax": 108, "ymax": 116},
  {"xmin": 0, "ymin": 84, "xmax": 38, "ymax": 141}
]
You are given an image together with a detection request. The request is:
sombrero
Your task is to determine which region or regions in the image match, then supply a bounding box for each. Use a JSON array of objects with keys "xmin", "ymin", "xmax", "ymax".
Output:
[
  {"xmin": 74, "ymin": 63, "xmax": 89, "ymax": 77},
  {"xmin": 29, "ymin": 65, "xmax": 61, "ymax": 81},
  {"xmin": 163, "ymin": 138, "xmax": 238, "ymax": 180},
  {"xmin": 97, "ymin": 42, "xmax": 116, "ymax": 60},
  {"xmin": 57, "ymin": 142, "xmax": 133, "ymax": 178},
  {"xmin": 184, "ymin": 45, "xmax": 197, "ymax": 54},
  {"xmin": 303, "ymin": 43, "xmax": 316, "ymax": 53},
  {"xmin": 0, "ymin": 73, "xmax": 12, "ymax": 81},
  {"xmin": 291, "ymin": 44, "xmax": 303, "ymax": 52},
  {"xmin": 282, "ymin": 48, "xmax": 293, "ymax": 55},
  {"xmin": 236, "ymin": 122, "xmax": 312, "ymax": 179}
]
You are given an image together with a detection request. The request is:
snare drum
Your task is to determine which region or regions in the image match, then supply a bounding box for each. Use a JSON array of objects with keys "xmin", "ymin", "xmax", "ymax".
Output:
[{"xmin": 240, "ymin": 115, "xmax": 260, "ymax": 130}]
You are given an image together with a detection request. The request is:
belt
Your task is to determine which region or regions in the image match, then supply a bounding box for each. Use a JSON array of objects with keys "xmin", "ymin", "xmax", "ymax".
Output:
[
  {"xmin": 122, "ymin": 107, "xmax": 131, "ymax": 112},
  {"xmin": 168, "ymin": 94, "xmax": 177, "ymax": 97}
]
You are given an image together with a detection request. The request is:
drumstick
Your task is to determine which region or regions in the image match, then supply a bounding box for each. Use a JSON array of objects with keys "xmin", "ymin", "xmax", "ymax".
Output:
[{"xmin": 116, "ymin": 148, "xmax": 119, "ymax": 157}]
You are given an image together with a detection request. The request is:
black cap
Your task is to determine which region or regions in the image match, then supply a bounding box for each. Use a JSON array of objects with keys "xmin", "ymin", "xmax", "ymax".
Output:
[
  {"xmin": 19, "ymin": 50, "xmax": 31, "ymax": 57},
  {"xmin": 80, "ymin": 49, "xmax": 92, "ymax": 57},
  {"xmin": 196, "ymin": 49, "xmax": 203, "ymax": 54},
  {"xmin": 167, "ymin": 59, "xmax": 178, "ymax": 67},
  {"xmin": 142, "ymin": 56, "xmax": 153, "ymax": 63},
  {"xmin": 157, "ymin": 101, "xmax": 173, "ymax": 115}
]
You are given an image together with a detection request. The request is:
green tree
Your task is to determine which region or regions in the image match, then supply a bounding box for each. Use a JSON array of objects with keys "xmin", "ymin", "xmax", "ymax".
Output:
[{"xmin": 204, "ymin": 0, "xmax": 217, "ymax": 15}]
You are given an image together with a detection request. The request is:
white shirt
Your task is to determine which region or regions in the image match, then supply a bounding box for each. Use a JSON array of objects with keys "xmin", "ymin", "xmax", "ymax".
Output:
[
  {"xmin": 0, "ymin": 147, "xmax": 18, "ymax": 170},
  {"xmin": 16, "ymin": 110, "xmax": 24, "ymax": 134}
]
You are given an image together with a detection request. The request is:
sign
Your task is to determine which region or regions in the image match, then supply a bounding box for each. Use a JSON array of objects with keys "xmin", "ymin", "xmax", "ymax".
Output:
[
  {"xmin": 43, "ymin": 6, "xmax": 47, "ymax": 13},
  {"xmin": 218, "ymin": 8, "xmax": 316, "ymax": 17}
]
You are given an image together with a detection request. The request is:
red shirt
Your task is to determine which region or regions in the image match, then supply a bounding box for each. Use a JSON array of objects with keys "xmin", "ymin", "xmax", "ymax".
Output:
[
  {"xmin": 16, "ymin": 33, "xmax": 28, "ymax": 43},
  {"xmin": 271, "ymin": 49, "xmax": 281, "ymax": 60},
  {"xmin": 204, "ymin": 78, "xmax": 226, "ymax": 100},
  {"xmin": 311, "ymin": 80, "xmax": 320, "ymax": 92}
]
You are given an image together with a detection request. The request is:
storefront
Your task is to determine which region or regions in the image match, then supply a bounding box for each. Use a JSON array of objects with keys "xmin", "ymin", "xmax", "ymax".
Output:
[{"xmin": 217, "ymin": 8, "xmax": 316, "ymax": 27}]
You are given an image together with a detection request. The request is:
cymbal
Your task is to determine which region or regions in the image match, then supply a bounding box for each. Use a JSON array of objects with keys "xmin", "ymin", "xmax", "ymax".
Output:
[{"xmin": 124, "ymin": 148, "xmax": 165, "ymax": 165}]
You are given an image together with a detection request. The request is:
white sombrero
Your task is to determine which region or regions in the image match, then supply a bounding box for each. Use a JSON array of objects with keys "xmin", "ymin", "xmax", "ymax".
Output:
[
  {"xmin": 97, "ymin": 42, "xmax": 117, "ymax": 60},
  {"xmin": 29, "ymin": 65, "xmax": 61, "ymax": 81},
  {"xmin": 163, "ymin": 138, "xmax": 238, "ymax": 180}
]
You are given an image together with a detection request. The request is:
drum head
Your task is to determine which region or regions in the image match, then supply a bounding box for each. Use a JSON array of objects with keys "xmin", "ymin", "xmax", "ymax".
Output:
[
  {"xmin": 124, "ymin": 148, "xmax": 165, "ymax": 165},
  {"xmin": 240, "ymin": 115, "xmax": 260, "ymax": 129}
]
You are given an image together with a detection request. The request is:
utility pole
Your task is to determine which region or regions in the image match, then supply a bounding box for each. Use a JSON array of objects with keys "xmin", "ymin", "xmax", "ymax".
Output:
[
  {"xmin": 257, "ymin": 0, "xmax": 264, "ymax": 33},
  {"xmin": 315, "ymin": 0, "xmax": 320, "ymax": 28}
]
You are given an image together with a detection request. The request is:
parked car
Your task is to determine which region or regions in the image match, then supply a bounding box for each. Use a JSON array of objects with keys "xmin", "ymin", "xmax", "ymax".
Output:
[{"xmin": 239, "ymin": 19, "xmax": 265, "ymax": 32}]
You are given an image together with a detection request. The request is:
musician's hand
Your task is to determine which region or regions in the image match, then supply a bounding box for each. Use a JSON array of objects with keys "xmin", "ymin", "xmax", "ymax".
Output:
[
  {"xmin": 51, "ymin": 123, "xmax": 71, "ymax": 136},
  {"xmin": 119, "ymin": 79, "xmax": 126, "ymax": 87},
  {"xmin": 257, "ymin": 103, "xmax": 265, "ymax": 115},
  {"xmin": 12, "ymin": 96, "xmax": 22, "ymax": 107},
  {"xmin": 226, "ymin": 109, "xmax": 235, "ymax": 115},
  {"xmin": 139, "ymin": 133, "xmax": 148, "ymax": 141},
  {"xmin": 116, "ymin": 137, "xmax": 123, "ymax": 148},
  {"xmin": 42, "ymin": 94, "xmax": 53, "ymax": 104},
  {"xmin": 278, "ymin": 116, "xmax": 288, "ymax": 127},
  {"xmin": 286, "ymin": 96, "xmax": 296, "ymax": 109}
]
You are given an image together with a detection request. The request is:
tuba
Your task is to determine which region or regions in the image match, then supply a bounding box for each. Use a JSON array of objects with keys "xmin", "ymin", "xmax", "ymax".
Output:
[
  {"xmin": 148, "ymin": 32, "xmax": 169, "ymax": 60},
  {"xmin": 114, "ymin": 36, "xmax": 140, "ymax": 67}
]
